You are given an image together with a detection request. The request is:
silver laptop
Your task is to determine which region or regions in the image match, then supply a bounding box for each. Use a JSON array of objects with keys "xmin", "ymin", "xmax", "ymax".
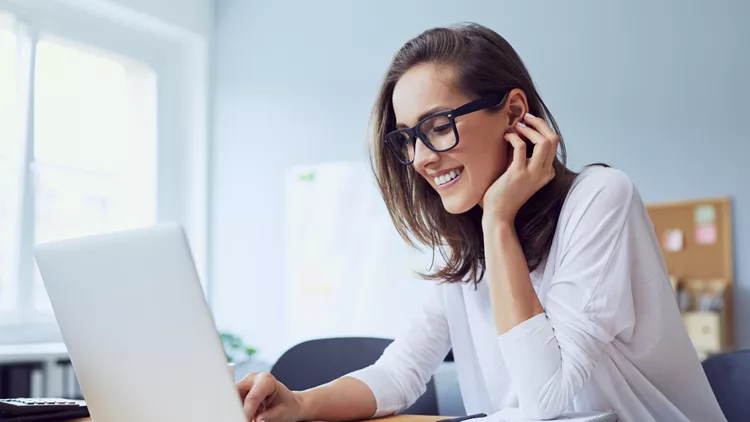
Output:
[{"xmin": 34, "ymin": 223, "xmax": 246, "ymax": 422}]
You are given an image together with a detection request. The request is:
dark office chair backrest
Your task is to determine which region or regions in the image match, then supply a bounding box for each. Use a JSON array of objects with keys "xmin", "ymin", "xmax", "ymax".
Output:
[
  {"xmin": 702, "ymin": 349, "xmax": 750, "ymax": 422},
  {"xmin": 270, "ymin": 337, "xmax": 439, "ymax": 415}
]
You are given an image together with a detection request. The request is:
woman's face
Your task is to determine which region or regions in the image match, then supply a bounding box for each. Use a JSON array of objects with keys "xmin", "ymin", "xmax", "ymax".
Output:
[{"xmin": 392, "ymin": 63, "xmax": 522, "ymax": 214}]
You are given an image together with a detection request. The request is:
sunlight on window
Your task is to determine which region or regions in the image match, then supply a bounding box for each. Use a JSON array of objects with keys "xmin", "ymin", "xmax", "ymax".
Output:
[
  {"xmin": 32, "ymin": 36, "xmax": 157, "ymax": 311},
  {"xmin": 0, "ymin": 22, "xmax": 18, "ymax": 312},
  {"xmin": 0, "ymin": 30, "xmax": 16, "ymax": 155}
]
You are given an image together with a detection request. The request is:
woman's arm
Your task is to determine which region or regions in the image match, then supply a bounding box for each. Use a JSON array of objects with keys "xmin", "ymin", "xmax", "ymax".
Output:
[
  {"xmin": 482, "ymin": 219, "xmax": 544, "ymax": 334},
  {"xmin": 238, "ymin": 372, "xmax": 376, "ymax": 422},
  {"xmin": 295, "ymin": 377, "xmax": 377, "ymax": 422},
  {"xmin": 480, "ymin": 113, "xmax": 557, "ymax": 335},
  {"xmin": 481, "ymin": 115, "xmax": 636, "ymax": 419},
  {"xmin": 345, "ymin": 284, "xmax": 452, "ymax": 417},
  {"xmin": 487, "ymin": 172, "xmax": 636, "ymax": 420}
]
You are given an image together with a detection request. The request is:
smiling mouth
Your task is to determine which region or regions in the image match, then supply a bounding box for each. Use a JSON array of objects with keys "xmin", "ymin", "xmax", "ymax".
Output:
[{"xmin": 433, "ymin": 167, "xmax": 463, "ymax": 187}]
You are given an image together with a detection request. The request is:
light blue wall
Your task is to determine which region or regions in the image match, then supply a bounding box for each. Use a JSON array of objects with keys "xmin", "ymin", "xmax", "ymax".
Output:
[{"xmin": 211, "ymin": 0, "xmax": 750, "ymax": 360}]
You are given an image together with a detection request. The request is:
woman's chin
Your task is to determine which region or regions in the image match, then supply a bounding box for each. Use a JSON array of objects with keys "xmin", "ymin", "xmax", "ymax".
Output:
[{"xmin": 441, "ymin": 194, "xmax": 477, "ymax": 215}]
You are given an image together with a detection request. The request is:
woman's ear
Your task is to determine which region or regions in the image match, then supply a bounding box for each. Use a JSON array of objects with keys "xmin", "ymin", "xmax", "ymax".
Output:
[{"xmin": 503, "ymin": 88, "xmax": 529, "ymax": 129}]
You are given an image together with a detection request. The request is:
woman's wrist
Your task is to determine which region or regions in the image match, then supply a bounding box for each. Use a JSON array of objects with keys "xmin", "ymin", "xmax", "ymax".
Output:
[
  {"xmin": 482, "ymin": 211, "xmax": 516, "ymax": 232},
  {"xmin": 293, "ymin": 390, "xmax": 314, "ymax": 421}
]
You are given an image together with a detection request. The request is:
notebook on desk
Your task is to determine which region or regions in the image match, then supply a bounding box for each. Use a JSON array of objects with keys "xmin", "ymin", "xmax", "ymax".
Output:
[{"xmin": 484, "ymin": 408, "xmax": 618, "ymax": 422}]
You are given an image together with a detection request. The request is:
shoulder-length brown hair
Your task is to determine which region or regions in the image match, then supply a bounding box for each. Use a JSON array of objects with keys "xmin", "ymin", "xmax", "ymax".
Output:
[{"xmin": 369, "ymin": 23, "xmax": 579, "ymax": 284}]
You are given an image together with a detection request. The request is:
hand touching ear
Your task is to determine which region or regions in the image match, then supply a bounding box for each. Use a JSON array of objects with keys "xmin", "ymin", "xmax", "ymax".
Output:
[{"xmin": 482, "ymin": 113, "xmax": 558, "ymax": 225}]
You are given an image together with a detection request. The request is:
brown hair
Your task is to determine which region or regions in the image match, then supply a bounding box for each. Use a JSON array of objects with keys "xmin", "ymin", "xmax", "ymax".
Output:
[{"xmin": 369, "ymin": 22, "xmax": 580, "ymax": 284}]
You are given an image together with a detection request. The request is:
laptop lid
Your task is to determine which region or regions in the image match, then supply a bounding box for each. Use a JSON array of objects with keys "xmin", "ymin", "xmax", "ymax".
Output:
[{"xmin": 34, "ymin": 223, "xmax": 245, "ymax": 422}]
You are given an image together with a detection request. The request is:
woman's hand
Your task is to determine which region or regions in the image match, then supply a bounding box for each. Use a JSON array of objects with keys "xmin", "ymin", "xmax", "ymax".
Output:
[
  {"xmin": 482, "ymin": 113, "xmax": 559, "ymax": 225},
  {"xmin": 237, "ymin": 372, "xmax": 303, "ymax": 422}
]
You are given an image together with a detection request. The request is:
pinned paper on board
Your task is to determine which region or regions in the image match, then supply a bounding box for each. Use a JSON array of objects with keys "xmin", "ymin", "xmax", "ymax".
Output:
[
  {"xmin": 663, "ymin": 229, "xmax": 684, "ymax": 252},
  {"xmin": 695, "ymin": 223, "xmax": 717, "ymax": 245},
  {"xmin": 694, "ymin": 204, "xmax": 716, "ymax": 224}
]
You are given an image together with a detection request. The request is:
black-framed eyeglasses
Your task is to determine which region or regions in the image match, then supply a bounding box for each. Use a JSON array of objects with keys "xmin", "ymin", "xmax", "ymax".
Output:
[{"xmin": 384, "ymin": 92, "xmax": 509, "ymax": 165}]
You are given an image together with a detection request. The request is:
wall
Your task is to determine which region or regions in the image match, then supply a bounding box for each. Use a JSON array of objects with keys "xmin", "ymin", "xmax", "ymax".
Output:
[{"xmin": 211, "ymin": 0, "xmax": 750, "ymax": 360}]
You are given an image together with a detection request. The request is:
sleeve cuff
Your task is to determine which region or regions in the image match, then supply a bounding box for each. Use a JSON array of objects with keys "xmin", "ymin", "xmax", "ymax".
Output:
[
  {"xmin": 346, "ymin": 367, "xmax": 400, "ymax": 418},
  {"xmin": 498, "ymin": 312, "xmax": 557, "ymax": 371},
  {"xmin": 498, "ymin": 312, "xmax": 551, "ymax": 345}
]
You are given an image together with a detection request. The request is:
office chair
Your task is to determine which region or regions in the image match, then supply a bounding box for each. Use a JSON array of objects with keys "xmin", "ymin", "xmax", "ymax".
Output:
[
  {"xmin": 702, "ymin": 349, "xmax": 750, "ymax": 422},
  {"xmin": 270, "ymin": 337, "xmax": 440, "ymax": 415}
]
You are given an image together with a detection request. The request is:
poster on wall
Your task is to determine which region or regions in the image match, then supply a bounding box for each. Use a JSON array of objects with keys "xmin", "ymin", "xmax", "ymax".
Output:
[{"xmin": 284, "ymin": 161, "xmax": 434, "ymax": 349}]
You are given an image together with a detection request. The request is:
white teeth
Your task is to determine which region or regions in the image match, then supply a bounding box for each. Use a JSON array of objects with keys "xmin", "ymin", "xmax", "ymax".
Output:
[{"xmin": 434, "ymin": 168, "xmax": 462, "ymax": 186}]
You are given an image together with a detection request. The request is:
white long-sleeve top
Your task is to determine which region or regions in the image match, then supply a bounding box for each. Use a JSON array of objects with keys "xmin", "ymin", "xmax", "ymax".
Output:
[{"xmin": 348, "ymin": 167, "xmax": 726, "ymax": 422}]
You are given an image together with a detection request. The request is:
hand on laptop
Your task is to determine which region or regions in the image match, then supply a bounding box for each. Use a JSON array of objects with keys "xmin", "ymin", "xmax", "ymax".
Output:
[{"xmin": 237, "ymin": 372, "xmax": 302, "ymax": 422}]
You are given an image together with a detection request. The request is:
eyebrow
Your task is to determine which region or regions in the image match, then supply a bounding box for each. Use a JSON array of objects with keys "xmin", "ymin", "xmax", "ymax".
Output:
[{"xmin": 395, "ymin": 105, "xmax": 450, "ymax": 129}]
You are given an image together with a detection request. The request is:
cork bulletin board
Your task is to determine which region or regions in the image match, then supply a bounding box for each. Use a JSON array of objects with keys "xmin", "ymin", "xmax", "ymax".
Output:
[
  {"xmin": 646, "ymin": 197, "xmax": 733, "ymax": 281},
  {"xmin": 646, "ymin": 197, "xmax": 734, "ymax": 352}
]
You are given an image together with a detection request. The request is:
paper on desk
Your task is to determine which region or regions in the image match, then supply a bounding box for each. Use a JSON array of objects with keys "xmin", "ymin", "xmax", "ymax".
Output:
[{"xmin": 478, "ymin": 408, "xmax": 618, "ymax": 422}]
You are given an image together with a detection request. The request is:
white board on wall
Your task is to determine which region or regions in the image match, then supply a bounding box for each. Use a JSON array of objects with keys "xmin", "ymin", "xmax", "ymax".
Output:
[{"xmin": 284, "ymin": 161, "xmax": 435, "ymax": 349}]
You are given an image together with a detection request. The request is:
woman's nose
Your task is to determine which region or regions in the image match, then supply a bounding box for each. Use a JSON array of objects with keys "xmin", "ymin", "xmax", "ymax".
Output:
[{"xmin": 413, "ymin": 138, "xmax": 439, "ymax": 169}]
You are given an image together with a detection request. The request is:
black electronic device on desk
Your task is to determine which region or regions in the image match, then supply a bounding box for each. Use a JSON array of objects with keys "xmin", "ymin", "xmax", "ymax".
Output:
[{"xmin": 0, "ymin": 398, "xmax": 89, "ymax": 421}]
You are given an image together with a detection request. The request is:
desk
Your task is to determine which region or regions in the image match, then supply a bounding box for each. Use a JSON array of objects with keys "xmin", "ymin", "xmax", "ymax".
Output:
[{"xmin": 69, "ymin": 416, "xmax": 443, "ymax": 422}]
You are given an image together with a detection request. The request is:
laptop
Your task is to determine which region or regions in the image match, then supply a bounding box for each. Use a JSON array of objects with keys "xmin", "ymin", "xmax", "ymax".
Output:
[{"xmin": 34, "ymin": 223, "xmax": 246, "ymax": 422}]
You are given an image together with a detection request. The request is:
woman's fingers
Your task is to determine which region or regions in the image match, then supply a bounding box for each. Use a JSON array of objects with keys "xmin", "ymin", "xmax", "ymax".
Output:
[
  {"xmin": 256, "ymin": 403, "xmax": 285, "ymax": 422},
  {"xmin": 522, "ymin": 112, "xmax": 557, "ymax": 142},
  {"xmin": 522, "ymin": 113, "xmax": 559, "ymax": 169},
  {"xmin": 243, "ymin": 372, "xmax": 278, "ymax": 421},
  {"xmin": 515, "ymin": 121, "xmax": 550, "ymax": 172},
  {"xmin": 504, "ymin": 132, "xmax": 528, "ymax": 172},
  {"xmin": 237, "ymin": 373, "xmax": 256, "ymax": 400}
]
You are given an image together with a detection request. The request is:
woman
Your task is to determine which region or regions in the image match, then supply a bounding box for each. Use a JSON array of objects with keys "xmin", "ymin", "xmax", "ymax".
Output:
[{"xmin": 237, "ymin": 23, "xmax": 725, "ymax": 422}]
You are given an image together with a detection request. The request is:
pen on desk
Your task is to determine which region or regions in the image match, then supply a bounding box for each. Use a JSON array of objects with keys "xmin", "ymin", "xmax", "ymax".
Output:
[{"xmin": 437, "ymin": 413, "xmax": 487, "ymax": 422}]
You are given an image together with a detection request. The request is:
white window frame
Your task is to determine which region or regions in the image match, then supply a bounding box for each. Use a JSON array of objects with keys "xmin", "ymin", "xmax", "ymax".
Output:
[{"xmin": 0, "ymin": 0, "xmax": 211, "ymax": 344}]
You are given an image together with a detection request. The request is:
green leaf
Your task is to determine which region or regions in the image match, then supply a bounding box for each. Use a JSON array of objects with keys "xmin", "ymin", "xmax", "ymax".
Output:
[{"xmin": 219, "ymin": 331, "xmax": 257, "ymax": 361}]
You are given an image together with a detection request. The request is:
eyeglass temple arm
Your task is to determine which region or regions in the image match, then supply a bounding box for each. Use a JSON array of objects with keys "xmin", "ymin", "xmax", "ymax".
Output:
[{"xmin": 452, "ymin": 92, "xmax": 509, "ymax": 117}]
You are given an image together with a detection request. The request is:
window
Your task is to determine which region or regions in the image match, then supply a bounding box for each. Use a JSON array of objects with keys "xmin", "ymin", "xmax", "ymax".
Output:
[
  {"xmin": 31, "ymin": 36, "xmax": 157, "ymax": 312},
  {"xmin": 0, "ymin": 2, "xmax": 208, "ymax": 343},
  {"xmin": 0, "ymin": 12, "xmax": 20, "ymax": 313},
  {"xmin": 0, "ymin": 16, "xmax": 156, "ymax": 320}
]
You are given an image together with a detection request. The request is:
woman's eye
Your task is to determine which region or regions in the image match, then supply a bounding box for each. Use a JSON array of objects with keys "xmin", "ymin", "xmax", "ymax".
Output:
[{"xmin": 433, "ymin": 124, "xmax": 451, "ymax": 134}]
